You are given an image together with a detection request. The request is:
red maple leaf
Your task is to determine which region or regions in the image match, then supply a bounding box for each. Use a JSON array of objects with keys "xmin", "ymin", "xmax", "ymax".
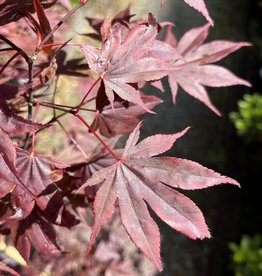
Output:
[
  {"xmin": 0, "ymin": 147, "xmax": 67, "ymax": 224},
  {"xmin": 0, "ymin": 112, "xmax": 47, "ymax": 198},
  {"xmin": 164, "ymin": 23, "xmax": 251, "ymax": 115},
  {"xmin": 79, "ymin": 123, "xmax": 239, "ymax": 271},
  {"xmin": 81, "ymin": 14, "xmax": 175, "ymax": 111}
]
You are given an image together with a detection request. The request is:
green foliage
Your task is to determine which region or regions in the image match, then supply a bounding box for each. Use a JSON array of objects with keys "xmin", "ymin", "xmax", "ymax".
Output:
[
  {"xmin": 229, "ymin": 234, "xmax": 262, "ymax": 276},
  {"xmin": 230, "ymin": 93, "xmax": 262, "ymax": 142},
  {"xmin": 71, "ymin": 0, "xmax": 79, "ymax": 7}
]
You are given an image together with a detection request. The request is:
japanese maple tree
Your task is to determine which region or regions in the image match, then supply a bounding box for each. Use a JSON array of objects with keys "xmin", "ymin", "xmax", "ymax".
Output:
[{"xmin": 0, "ymin": 0, "xmax": 249, "ymax": 274}]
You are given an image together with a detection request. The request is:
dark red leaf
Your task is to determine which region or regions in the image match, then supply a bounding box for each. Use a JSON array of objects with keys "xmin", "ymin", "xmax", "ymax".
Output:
[
  {"xmin": 15, "ymin": 148, "xmax": 67, "ymax": 210},
  {"xmin": 0, "ymin": 0, "xmax": 57, "ymax": 26},
  {"xmin": 11, "ymin": 212, "xmax": 61, "ymax": 261},
  {"xmin": 33, "ymin": 0, "xmax": 53, "ymax": 54},
  {"xmin": 0, "ymin": 111, "xmax": 47, "ymax": 135}
]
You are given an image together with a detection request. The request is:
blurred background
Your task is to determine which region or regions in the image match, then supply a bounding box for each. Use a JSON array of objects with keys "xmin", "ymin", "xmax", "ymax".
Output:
[
  {"xmin": 1, "ymin": 0, "xmax": 262, "ymax": 275},
  {"xmin": 139, "ymin": 0, "xmax": 262, "ymax": 275}
]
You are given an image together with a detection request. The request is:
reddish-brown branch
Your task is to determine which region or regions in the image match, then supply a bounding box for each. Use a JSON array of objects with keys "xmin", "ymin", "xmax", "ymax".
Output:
[
  {"xmin": 74, "ymin": 114, "xmax": 120, "ymax": 161},
  {"xmin": 39, "ymin": 1, "xmax": 89, "ymax": 50}
]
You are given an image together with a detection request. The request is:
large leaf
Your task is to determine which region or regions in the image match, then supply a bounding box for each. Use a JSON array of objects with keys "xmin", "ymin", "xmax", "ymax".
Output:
[{"xmin": 79, "ymin": 123, "xmax": 239, "ymax": 271}]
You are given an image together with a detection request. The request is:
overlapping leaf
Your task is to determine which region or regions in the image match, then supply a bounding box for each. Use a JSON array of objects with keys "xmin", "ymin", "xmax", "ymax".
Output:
[
  {"xmin": 14, "ymin": 148, "xmax": 67, "ymax": 210},
  {"xmin": 91, "ymin": 95, "xmax": 162, "ymax": 137},
  {"xmin": 164, "ymin": 24, "xmax": 251, "ymax": 115},
  {"xmin": 79, "ymin": 123, "xmax": 239, "ymax": 271},
  {"xmin": 0, "ymin": 0, "xmax": 56, "ymax": 26},
  {"xmin": 0, "ymin": 147, "xmax": 67, "ymax": 225},
  {"xmin": 81, "ymin": 14, "xmax": 175, "ymax": 111},
  {"xmin": 11, "ymin": 211, "xmax": 61, "ymax": 262},
  {"xmin": 0, "ymin": 112, "xmax": 47, "ymax": 198}
]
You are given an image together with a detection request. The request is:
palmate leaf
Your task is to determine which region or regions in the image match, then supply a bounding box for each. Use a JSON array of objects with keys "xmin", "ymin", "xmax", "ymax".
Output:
[
  {"xmin": 81, "ymin": 14, "xmax": 175, "ymax": 112},
  {"xmin": 14, "ymin": 148, "xmax": 67, "ymax": 211},
  {"xmin": 0, "ymin": 148, "xmax": 67, "ymax": 224},
  {"xmin": 79, "ymin": 123, "xmax": 239, "ymax": 271},
  {"xmin": 164, "ymin": 24, "xmax": 251, "ymax": 115},
  {"xmin": 0, "ymin": 112, "xmax": 47, "ymax": 198},
  {"xmin": 11, "ymin": 211, "xmax": 61, "ymax": 262}
]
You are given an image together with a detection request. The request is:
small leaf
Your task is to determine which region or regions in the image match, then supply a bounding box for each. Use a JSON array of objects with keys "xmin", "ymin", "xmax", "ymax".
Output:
[{"xmin": 165, "ymin": 25, "xmax": 251, "ymax": 115}]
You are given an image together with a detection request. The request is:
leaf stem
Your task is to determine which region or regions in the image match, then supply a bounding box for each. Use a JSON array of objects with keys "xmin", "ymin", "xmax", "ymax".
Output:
[
  {"xmin": 75, "ymin": 78, "xmax": 101, "ymax": 114},
  {"xmin": 31, "ymin": 101, "xmax": 40, "ymax": 154},
  {"xmin": 38, "ymin": 101, "xmax": 120, "ymax": 161},
  {"xmin": 0, "ymin": 47, "xmax": 14, "ymax": 52},
  {"xmin": 24, "ymin": 60, "xmax": 35, "ymax": 149},
  {"xmin": 74, "ymin": 114, "xmax": 120, "ymax": 161},
  {"xmin": 38, "ymin": 101, "xmax": 73, "ymax": 113},
  {"xmin": 40, "ymin": 42, "xmax": 81, "ymax": 49}
]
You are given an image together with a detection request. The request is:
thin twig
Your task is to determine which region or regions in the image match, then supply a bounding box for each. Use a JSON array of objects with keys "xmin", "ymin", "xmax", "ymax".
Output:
[
  {"xmin": 75, "ymin": 114, "xmax": 120, "ymax": 161},
  {"xmin": 0, "ymin": 52, "xmax": 20, "ymax": 75},
  {"xmin": 57, "ymin": 119, "xmax": 88, "ymax": 160},
  {"xmin": 39, "ymin": 1, "xmax": 88, "ymax": 50}
]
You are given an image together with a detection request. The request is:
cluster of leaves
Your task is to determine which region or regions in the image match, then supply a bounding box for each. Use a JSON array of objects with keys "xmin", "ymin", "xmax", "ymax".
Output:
[
  {"xmin": 230, "ymin": 93, "xmax": 262, "ymax": 142},
  {"xmin": 0, "ymin": 0, "xmax": 249, "ymax": 274},
  {"xmin": 229, "ymin": 234, "xmax": 262, "ymax": 276}
]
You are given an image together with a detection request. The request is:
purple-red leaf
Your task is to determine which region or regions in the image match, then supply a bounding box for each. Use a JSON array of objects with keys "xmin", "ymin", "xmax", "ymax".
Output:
[
  {"xmin": 79, "ymin": 124, "xmax": 239, "ymax": 270},
  {"xmin": 15, "ymin": 148, "xmax": 67, "ymax": 210},
  {"xmin": 0, "ymin": 111, "xmax": 47, "ymax": 135},
  {"xmin": 0, "ymin": 0, "xmax": 56, "ymax": 26},
  {"xmin": 0, "ymin": 128, "xmax": 17, "ymax": 185},
  {"xmin": 12, "ymin": 212, "xmax": 60, "ymax": 262},
  {"xmin": 91, "ymin": 95, "xmax": 162, "ymax": 137},
  {"xmin": 81, "ymin": 14, "xmax": 174, "ymax": 112},
  {"xmin": 165, "ymin": 24, "xmax": 251, "ymax": 115}
]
